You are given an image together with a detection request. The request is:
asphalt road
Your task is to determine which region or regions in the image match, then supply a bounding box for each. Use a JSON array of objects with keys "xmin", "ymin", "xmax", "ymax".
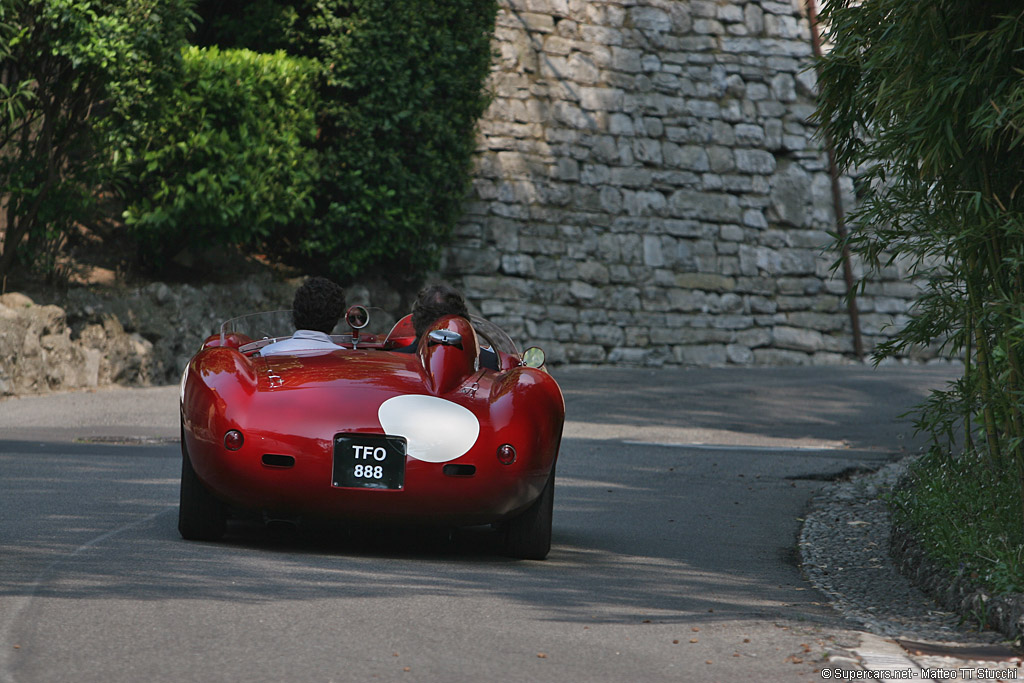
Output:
[{"xmin": 0, "ymin": 365, "xmax": 957, "ymax": 682}]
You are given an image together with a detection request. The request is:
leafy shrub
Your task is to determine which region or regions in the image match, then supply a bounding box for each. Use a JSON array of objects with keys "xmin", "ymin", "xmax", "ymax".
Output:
[
  {"xmin": 0, "ymin": 0, "xmax": 195, "ymax": 281},
  {"xmin": 816, "ymin": 0, "xmax": 1024, "ymax": 595},
  {"xmin": 891, "ymin": 449, "xmax": 1024, "ymax": 595},
  {"xmin": 120, "ymin": 45, "xmax": 320, "ymax": 264},
  {"xmin": 192, "ymin": 0, "xmax": 498, "ymax": 284}
]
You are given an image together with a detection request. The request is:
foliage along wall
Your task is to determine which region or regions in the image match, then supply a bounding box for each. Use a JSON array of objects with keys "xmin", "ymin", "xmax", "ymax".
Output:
[{"xmin": 189, "ymin": 0, "xmax": 499, "ymax": 285}]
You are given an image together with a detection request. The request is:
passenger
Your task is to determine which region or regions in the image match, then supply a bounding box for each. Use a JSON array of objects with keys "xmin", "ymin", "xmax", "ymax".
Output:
[
  {"xmin": 396, "ymin": 283, "xmax": 498, "ymax": 370},
  {"xmin": 412, "ymin": 283, "xmax": 470, "ymax": 340},
  {"xmin": 260, "ymin": 276, "xmax": 346, "ymax": 356}
]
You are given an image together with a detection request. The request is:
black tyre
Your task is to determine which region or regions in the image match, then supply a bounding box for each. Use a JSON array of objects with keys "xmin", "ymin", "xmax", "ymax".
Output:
[
  {"xmin": 178, "ymin": 430, "xmax": 227, "ymax": 541},
  {"xmin": 503, "ymin": 466, "xmax": 555, "ymax": 560}
]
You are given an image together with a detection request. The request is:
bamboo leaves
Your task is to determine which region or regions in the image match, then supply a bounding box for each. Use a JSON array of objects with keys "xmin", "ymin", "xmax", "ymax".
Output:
[{"xmin": 816, "ymin": 0, "xmax": 1024, "ymax": 531}]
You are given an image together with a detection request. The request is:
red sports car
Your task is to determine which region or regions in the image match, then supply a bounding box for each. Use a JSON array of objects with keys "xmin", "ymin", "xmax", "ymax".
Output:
[{"xmin": 178, "ymin": 306, "xmax": 565, "ymax": 559}]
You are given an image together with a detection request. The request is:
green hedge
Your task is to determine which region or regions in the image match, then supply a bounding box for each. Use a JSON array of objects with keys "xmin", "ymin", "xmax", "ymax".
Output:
[
  {"xmin": 192, "ymin": 0, "xmax": 498, "ymax": 284},
  {"xmin": 300, "ymin": 0, "xmax": 498, "ymax": 282},
  {"xmin": 121, "ymin": 45, "xmax": 320, "ymax": 262}
]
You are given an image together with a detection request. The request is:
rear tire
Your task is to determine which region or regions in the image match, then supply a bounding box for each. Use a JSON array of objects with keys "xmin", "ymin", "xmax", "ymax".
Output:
[
  {"xmin": 503, "ymin": 466, "xmax": 555, "ymax": 560},
  {"xmin": 178, "ymin": 430, "xmax": 227, "ymax": 541}
]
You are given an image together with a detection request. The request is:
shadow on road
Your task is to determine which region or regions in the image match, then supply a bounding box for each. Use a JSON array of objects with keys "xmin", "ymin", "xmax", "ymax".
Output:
[{"xmin": 1, "ymin": 366, "xmax": 957, "ymax": 637}]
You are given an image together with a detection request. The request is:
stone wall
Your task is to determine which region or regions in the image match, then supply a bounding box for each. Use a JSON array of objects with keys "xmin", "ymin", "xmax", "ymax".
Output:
[{"xmin": 444, "ymin": 0, "xmax": 923, "ymax": 366}]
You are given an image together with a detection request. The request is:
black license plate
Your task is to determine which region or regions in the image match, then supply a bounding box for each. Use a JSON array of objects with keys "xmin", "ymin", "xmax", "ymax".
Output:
[{"xmin": 332, "ymin": 434, "xmax": 406, "ymax": 490}]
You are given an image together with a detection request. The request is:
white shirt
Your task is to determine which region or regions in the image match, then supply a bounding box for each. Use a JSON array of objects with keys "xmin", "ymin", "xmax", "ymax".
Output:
[{"xmin": 259, "ymin": 329, "xmax": 343, "ymax": 356}]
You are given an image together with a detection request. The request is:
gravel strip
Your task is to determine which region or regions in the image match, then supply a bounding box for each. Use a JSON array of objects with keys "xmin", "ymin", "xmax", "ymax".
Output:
[{"xmin": 799, "ymin": 457, "xmax": 1006, "ymax": 644}]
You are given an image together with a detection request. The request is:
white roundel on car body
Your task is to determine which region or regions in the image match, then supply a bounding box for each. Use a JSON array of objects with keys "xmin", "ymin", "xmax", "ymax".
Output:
[{"xmin": 378, "ymin": 395, "xmax": 480, "ymax": 463}]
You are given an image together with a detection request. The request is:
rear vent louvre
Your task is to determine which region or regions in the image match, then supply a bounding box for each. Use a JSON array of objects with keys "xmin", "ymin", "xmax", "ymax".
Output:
[
  {"xmin": 262, "ymin": 454, "xmax": 295, "ymax": 468},
  {"xmin": 442, "ymin": 464, "xmax": 476, "ymax": 477}
]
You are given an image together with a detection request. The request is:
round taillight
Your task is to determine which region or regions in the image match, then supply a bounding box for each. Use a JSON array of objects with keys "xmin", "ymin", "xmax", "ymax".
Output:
[
  {"xmin": 497, "ymin": 444, "xmax": 517, "ymax": 465},
  {"xmin": 224, "ymin": 430, "xmax": 244, "ymax": 451}
]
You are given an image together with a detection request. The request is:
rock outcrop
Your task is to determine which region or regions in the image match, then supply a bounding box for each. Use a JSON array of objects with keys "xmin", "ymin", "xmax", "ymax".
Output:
[{"xmin": 0, "ymin": 275, "xmax": 407, "ymax": 396}]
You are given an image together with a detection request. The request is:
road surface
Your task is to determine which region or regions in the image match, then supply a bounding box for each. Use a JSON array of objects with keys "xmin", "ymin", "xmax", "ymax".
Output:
[{"xmin": 0, "ymin": 365, "xmax": 956, "ymax": 682}]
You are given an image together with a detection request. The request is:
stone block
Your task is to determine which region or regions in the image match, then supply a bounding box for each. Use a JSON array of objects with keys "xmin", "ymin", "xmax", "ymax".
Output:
[
  {"xmin": 720, "ymin": 224, "xmax": 745, "ymax": 242},
  {"xmin": 515, "ymin": 11, "xmax": 555, "ymax": 33},
  {"xmin": 568, "ymin": 52, "xmax": 601, "ymax": 83},
  {"xmin": 668, "ymin": 3, "xmax": 693, "ymax": 31},
  {"xmin": 773, "ymin": 325, "xmax": 824, "ymax": 352},
  {"xmin": 581, "ymin": 163, "xmax": 611, "ymax": 185},
  {"xmin": 599, "ymin": 186, "xmax": 623, "ymax": 213},
  {"xmin": 707, "ymin": 146, "xmax": 735, "ymax": 173},
  {"xmin": 610, "ymin": 167, "xmax": 653, "ymax": 188},
  {"xmin": 643, "ymin": 117, "xmax": 664, "ymax": 137},
  {"xmin": 667, "ymin": 189, "xmax": 742, "ymax": 223},
  {"xmin": 629, "ymin": 6, "xmax": 672, "ymax": 32},
  {"xmin": 641, "ymin": 53, "xmax": 662, "ymax": 72},
  {"xmin": 736, "ymin": 327, "xmax": 772, "ymax": 348},
  {"xmin": 551, "ymin": 157, "xmax": 579, "ymax": 181},
  {"xmin": 721, "ymin": 37, "xmax": 762, "ymax": 54},
  {"xmin": 795, "ymin": 67, "xmax": 817, "ymax": 98},
  {"xmin": 753, "ymin": 348, "xmax": 809, "ymax": 365},
  {"xmin": 592, "ymin": 324, "xmax": 625, "ymax": 346},
  {"xmin": 743, "ymin": 209, "xmax": 768, "ymax": 229},
  {"xmin": 611, "ymin": 46, "xmax": 643, "ymax": 73},
  {"xmin": 607, "ymin": 347, "xmax": 650, "ymax": 365},
  {"xmin": 581, "ymin": 25, "xmax": 623, "ymax": 46},
  {"xmin": 578, "ymin": 260, "xmax": 611, "ymax": 284},
  {"xmin": 543, "ymin": 35, "xmax": 574, "ymax": 56},
  {"xmin": 608, "ymin": 113, "xmax": 635, "ymax": 135},
  {"xmin": 672, "ymin": 145, "xmax": 711, "ymax": 172},
  {"xmin": 674, "ymin": 344, "xmax": 727, "ymax": 366},
  {"xmin": 667, "ymin": 288, "xmax": 710, "ymax": 312},
  {"xmin": 693, "ymin": 19, "xmax": 725, "ymax": 35},
  {"xmin": 734, "ymin": 123, "xmax": 766, "ymax": 146},
  {"xmin": 662, "ymin": 220, "xmax": 704, "ymax": 238},
  {"xmin": 627, "ymin": 190, "xmax": 668, "ymax": 217},
  {"xmin": 633, "ymin": 138, "xmax": 664, "ymax": 164},
  {"xmin": 643, "ymin": 234, "xmax": 665, "ymax": 267},
  {"xmin": 688, "ymin": 1, "xmax": 717, "ymax": 19},
  {"xmin": 736, "ymin": 149, "xmax": 777, "ymax": 174},
  {"xmin": 710, "ymin": 314, "xmax": 754, "ymax": 329},
  {"xmin": 566, "ymin": 343, "xmax": 606, "ymax": 363},
  {"xmin": 717, "ymin": 4, "xmax": 744, "ymax": 23},
  {"xmin": 765, "ymin": 14, "xmax": 803, "ymax": 40},
  {"xmin": 569, "ymin": 280, "xmax": 598, "ymax": 301},
  {"xmin": 770, "ymin": 162, "xmax": 810, "ymax": 226},
  {"xmin": 726, "ymin": 344, "xmax": 754, "ymax": 364},
  {"xmin": 744, "ymin": 4, "xmax": 765, "ymax": 34},
  {"xmin": 500, "ymin": 254, "xmax": 536, "ymax": 276},
  {"xmin": 671, "ymin": 274, "xmax": 737, "ymax": 292}
]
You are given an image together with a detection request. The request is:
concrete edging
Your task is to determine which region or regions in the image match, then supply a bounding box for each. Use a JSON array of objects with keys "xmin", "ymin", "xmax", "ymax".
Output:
[{"xmin": 890, "ymin": 496, "xmax": 1024, "ymax": 643}]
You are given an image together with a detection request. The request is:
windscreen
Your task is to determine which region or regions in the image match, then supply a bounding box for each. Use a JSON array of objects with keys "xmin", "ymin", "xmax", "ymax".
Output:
[
  {"xmin": 470, "ymin": 315, "xmax": 520, "ymax": 358},
  {"xmin": 220, "ymin": 308, "xmax": 398, "ymax": 349},
  {"xmin": 218, "ymin": 309, "xmax": 521, "ymax": 358},
  {"xmin": 220, "ymin": 310, "xmax": 295, "ymax": 345}
]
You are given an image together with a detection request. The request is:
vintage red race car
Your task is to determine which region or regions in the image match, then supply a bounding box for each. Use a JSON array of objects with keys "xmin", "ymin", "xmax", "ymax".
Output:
[{"xmin": 178, "ymin": 306, "xmax": 565, "ymax": 559}]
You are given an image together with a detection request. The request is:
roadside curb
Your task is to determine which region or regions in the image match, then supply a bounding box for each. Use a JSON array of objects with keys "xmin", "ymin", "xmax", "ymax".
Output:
[
  {"xmin": 799, "ymin": 456, "xmax": 1003, "ymax": 644},
  {"xmin": 890, "ymin": 480, "xmax": 1024, "ymax": 645}
]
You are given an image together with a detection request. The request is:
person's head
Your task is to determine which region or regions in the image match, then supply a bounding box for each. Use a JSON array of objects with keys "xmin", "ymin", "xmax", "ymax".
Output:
[
  {"xmin": 411, "ymin": 283, "xmax": 469, "ymax": 338},
  {"xmin": 292, "ymin": 276, "xmax": 346, "ymax": 334}
]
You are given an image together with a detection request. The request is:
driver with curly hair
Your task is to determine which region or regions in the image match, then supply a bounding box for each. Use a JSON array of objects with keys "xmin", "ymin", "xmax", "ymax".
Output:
[{"xmin": 260, "ymin": 276, "xmax": 346, "ymax": 356}]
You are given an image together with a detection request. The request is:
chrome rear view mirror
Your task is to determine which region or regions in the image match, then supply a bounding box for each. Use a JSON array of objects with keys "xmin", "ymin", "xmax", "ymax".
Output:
[
  {"xmin": 522, "ymin": 347, "xmax": 545, "ymax": 369},
  {"xmin": 345, "ymin": 305, "xmax": 369, "ymax": 330}
]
